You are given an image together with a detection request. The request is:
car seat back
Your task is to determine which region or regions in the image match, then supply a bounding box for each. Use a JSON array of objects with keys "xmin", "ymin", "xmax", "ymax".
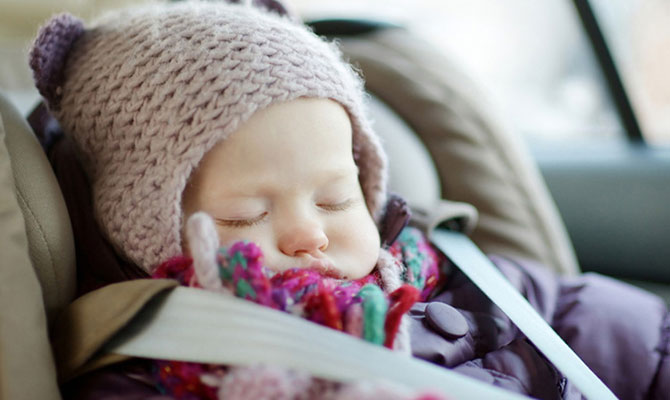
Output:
[
  {"xmin": 336, "ymin": 25, "xmax": 579, "ymax": 275},
  {"xmin": 0, "ymin": 91, "xmax": 67, "ymax": 400},
  {"xmin": 0, "ymin": 93, "xmax": 76, "ymax": 321}
]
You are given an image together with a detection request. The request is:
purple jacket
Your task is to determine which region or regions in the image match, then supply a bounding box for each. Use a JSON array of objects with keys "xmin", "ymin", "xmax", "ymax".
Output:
[{"xmin": 409, "ymin": 254, "xmax": 670, "ymax": 399}]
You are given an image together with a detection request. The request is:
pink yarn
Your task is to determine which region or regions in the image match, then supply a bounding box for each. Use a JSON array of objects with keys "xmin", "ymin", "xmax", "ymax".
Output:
[
  {"xmin": 155, "ymin": 240, "xmax": 417, "ymax": 346},
  {"xmin": 215, "ymin": 366, "xmax": 313, "ymax": 400},
  {"xmin": 151, "ymin": 226, "xmax": 449, "ymax": 399}
]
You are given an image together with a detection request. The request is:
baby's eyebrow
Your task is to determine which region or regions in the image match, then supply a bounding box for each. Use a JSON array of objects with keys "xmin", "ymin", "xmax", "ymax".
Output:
[
  {"xmin": 319, "ymin": 165, "xmax": 360, "ymax": 182},
  {"xmin": 209, "ymin": 196, "xmax": 269, "ymax": 211},
  {"xmin": 228, "ymin": 165, "xmax": 360, "ymax": 195}
]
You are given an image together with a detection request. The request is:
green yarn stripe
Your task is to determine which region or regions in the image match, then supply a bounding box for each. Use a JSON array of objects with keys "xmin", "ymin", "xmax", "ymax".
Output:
[
  {"xmin": 236, "ymin": 280, "xmax": 256, "ymax": 299},
  {"xmin": 356, "ymin": 284, "xmax": 388, "ymax": 345},
  {"xmin": 399, "ymin": 229, "xmax": 426, "ymax": 289}
]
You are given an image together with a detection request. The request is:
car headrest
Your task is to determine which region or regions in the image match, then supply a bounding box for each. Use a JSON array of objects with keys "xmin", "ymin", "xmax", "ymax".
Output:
[
  {"xmin": 340, "ymin": 27, "xmax": 579, "ymax": 276},
  {"xmin": 368, "ymin": 95, "xmax": 441, "ymax": 212},
  {"xmin": 0, "ymin": 91, "xmax": 76, "ymax": 322}
]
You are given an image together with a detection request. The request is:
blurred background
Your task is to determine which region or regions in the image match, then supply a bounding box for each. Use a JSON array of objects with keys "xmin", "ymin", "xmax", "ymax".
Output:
[{"xmin": 1, "ymin": 0, "xmax": 669, "ymax": 145}]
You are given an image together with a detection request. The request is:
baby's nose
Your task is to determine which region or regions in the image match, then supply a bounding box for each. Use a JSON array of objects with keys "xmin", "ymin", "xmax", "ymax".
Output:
[{"xmin": 277, "ymin": 221, "xmax": 328, "ymax": 257}]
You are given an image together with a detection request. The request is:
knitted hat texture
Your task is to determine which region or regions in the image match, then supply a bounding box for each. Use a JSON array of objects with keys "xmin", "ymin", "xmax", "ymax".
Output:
[{"xmin": 30, "ymin": 1, "xmax": 388, "ymax": 272}]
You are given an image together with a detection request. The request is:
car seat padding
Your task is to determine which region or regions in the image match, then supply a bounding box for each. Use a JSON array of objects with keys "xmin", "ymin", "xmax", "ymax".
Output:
[
  {"xmin": 339, "ymin": 27, "xmax": 579, "ymax": 276},
  {"xmin": 0, "ymin": 93, "xmax": 62, "ymax": 400},
  {"xmin": 51, "ymin": 278, "xmax": 178, "ymax": 382},
  {"xmin": 0, "ymin": 92, "xmax": 76, "ymax": 321}
]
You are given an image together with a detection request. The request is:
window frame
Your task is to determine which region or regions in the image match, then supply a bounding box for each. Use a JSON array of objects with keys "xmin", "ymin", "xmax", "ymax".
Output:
[{"xmin": 572, "ymin": 0, "xmax": 645, "ymax": 144}]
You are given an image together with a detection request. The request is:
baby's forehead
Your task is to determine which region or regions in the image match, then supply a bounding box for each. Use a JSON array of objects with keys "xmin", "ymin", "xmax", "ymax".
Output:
[
  {"xmin": 188, "ymin": 100, "xmax": 362, "ymax": 203},
  {"xmin": 201, "ymin": 99, "xmax": 355, "ymax": 165}
]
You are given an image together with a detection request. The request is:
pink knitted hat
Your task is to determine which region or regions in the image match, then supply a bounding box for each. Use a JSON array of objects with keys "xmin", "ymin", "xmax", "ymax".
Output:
[{"xmin": 30, "ymin": 1, "xmax": 388, "ymax": 273}]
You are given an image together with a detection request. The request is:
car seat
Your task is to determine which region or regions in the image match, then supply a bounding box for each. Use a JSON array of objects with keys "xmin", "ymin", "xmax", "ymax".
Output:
[{"xmin": 0, "ymin": 22, "xmax": 579, "ymax": 400}]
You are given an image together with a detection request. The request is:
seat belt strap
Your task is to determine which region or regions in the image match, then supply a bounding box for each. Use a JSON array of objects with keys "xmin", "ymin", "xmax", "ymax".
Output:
[
  {"xmin": 431, "ymin": 229, "xmax": 618, "ymax": 400},
  {"xmin": 105, "ymin": 286, "xmax": 528, "ymax": 400}
]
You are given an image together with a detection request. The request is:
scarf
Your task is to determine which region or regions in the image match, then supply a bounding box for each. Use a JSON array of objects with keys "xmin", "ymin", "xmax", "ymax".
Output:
[{"xmin": 150, "ymin": 226, "xmax": 446, "ymax": 399}]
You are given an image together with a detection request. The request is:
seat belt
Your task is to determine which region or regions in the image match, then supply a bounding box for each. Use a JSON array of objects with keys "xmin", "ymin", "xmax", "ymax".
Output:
[
  {"xmin": 431, "ymin": 229, "xmax": 618, "ymax": 400},
  {"xmin": 105, "ymin": 285, "xmax": 527, "ymax": 400}
]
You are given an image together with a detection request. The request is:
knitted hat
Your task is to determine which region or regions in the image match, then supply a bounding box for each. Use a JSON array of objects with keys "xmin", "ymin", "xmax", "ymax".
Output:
[{"xmin": 29, "ymin": 1, "xmax": 388, "ymax": 273}]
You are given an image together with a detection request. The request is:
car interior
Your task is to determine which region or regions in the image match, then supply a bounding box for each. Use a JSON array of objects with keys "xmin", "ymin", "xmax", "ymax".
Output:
[{"xmin": 1, "ymin": 1, "xmax": 669, "ymax": 399}]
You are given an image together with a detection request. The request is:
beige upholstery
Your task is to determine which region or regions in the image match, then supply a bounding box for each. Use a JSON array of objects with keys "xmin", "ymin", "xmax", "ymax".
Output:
[
  {"xmin": 368, "ymin": 95, "xmax": 442, "ymax": 212},
  {"xmin": 52, "ymin": 279, "xmax": 178, "ymax": 382},
  {"xmin": 0, "ymin": 93, "xmax": 62, "ymax": 400},
  {"xmin": 341, "ymin": 28, "xmax": 579, "ymax": 276},
  {"xmin": 1, "ymin": 93, "xmax": 76, "ymax": 320}
]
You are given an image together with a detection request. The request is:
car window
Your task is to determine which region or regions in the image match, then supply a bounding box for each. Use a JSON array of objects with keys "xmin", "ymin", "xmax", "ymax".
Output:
[
  {"xmin": 293, "ymin": 0, "xmax": 626, "ymax": 144},
  {"xmin": 590, "ymin": 0, "xmax": 670, "ymax": 146}
]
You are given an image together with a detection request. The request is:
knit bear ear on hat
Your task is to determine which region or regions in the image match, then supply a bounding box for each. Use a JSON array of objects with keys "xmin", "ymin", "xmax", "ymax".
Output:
[{"xmin": 29, "ymin": 13, "xmax": 84, "ymax": 111}]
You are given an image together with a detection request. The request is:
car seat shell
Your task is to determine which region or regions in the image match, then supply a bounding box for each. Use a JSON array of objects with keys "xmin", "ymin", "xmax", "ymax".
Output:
[
  {"xmin": 0, "ymin": 22, "xmax": 581, "ymax": 400},
  {"xmin": 1, "ymin": 92, "xmax": 76, "ymax": 322},
  {"xmin": 0, "ymin": 92, "xmax": 64, "ymax": 400},
  {"xmin": 339, "ymin": 27, "xmax": 579, "ymax": 275}
]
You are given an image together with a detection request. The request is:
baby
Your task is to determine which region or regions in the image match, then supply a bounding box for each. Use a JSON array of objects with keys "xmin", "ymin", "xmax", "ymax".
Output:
[
  {"xmin": 30, "ymin": 1, "xmax": 440, "ymax": 397},
  {"xmin": 29, "ymin": 1, "xmax": 669, "ymax": 399}
]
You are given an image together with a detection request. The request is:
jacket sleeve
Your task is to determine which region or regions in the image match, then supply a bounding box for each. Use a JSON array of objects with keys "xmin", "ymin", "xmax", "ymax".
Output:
[
  {"xmin": 452, "ymin": 339, "xmax": 571, "ymax": 400},
  {"xmin": 61, "ymin": 359, "xmax": 171, "ymax": 400},
  {"xmin": 490, "ymin": 255, "xmax": 670, "ymax": 400}
]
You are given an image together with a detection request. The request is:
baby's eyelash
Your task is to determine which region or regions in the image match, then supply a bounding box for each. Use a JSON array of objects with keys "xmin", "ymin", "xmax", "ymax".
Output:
[
  {"xmin": 318, "ymin": 199, "xmax": 357, "ymax": 212},
  {"xmin": 215, "ymin": 212, "xmax": 268, "ymax": 228}
]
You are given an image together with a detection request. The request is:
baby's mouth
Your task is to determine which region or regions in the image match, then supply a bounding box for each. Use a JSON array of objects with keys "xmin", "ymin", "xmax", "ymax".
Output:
[{"xmin": 305, "ymin": 260, "xmax": 344, "ymax": 279}]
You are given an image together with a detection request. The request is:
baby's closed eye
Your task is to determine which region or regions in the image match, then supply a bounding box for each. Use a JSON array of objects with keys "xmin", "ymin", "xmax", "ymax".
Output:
[
  {"xmin": 215, "ymin": 212, "xmax": 268, "ymax": 228},
  {"xmin": 317, "ymin": 198, "xmax": 360, "ymax": 212}
]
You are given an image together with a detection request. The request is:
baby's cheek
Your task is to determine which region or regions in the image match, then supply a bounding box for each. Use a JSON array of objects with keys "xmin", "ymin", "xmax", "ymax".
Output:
[
  {"xmin": 216, "ymin": 227, "xmax": 258, "ymax": 247},
  {"xmin": 330, "ymin": 211, "xmax": 380, "ymax": 276},
  {"xmin": 357, "ymin": 224, "xmax": 382, "ymax": 272}
]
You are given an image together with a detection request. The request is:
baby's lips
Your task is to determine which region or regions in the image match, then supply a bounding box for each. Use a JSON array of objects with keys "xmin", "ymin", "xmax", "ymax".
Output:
[{"xmin": 305, "ymin": 260, "xmax": 343, "ymax": 279}]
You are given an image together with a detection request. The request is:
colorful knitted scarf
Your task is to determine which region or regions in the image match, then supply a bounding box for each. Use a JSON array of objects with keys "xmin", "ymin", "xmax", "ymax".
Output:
[{"xmin": 150, "ymin": 226, "xmax": 446, "ymax": 399}]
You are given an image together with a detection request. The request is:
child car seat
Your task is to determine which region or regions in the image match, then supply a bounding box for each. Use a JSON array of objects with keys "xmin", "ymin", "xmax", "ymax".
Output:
[
  {"xmin": 0, "ymin": 91, "xmax": 72, "ymax": 400},
  {"xmin": 0, "ymin": 22, "xmax": 579, "ymax": 400}
]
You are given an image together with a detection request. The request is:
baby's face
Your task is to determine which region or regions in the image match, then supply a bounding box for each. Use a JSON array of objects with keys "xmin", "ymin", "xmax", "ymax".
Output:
[{"xmin": 182, "ymin": 98, "xmax": 380, "ymax": 279}]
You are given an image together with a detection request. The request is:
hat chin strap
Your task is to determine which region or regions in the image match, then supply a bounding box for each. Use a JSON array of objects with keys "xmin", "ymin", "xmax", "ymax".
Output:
[{"xmin": 185, "ymin": 212, "xmax": 225, "ymax": 292}]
